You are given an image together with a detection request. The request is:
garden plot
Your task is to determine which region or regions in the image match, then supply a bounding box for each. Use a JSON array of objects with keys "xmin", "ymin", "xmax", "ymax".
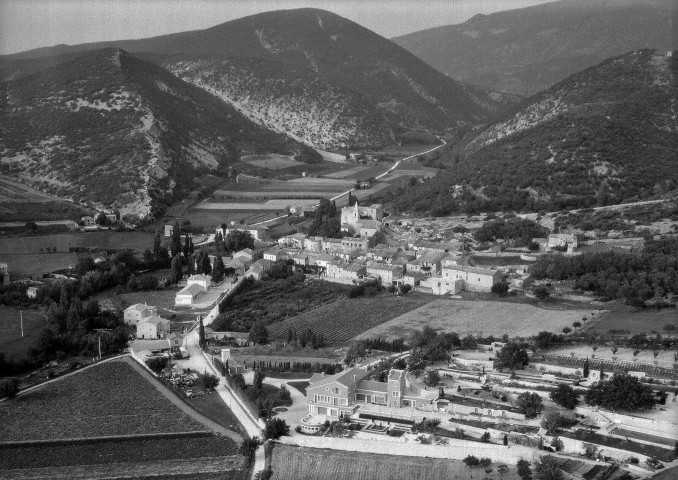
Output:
[
  {"xmin": 547, "ymin": 345, "xmax": 677, "ymax": 369},
  {"xmin": 356, "ymin": 299, "xmax": 592, "ymax": 340},
  {"xmin": 240, "ymin": 154, "xmax": 301, "ymax": 170},
  {"xmin": 0, "ymin": 358, "xmax": 208, "ymax": 441}
]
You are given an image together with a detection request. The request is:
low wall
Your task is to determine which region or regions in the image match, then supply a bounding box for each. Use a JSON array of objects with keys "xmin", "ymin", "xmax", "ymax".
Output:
[
  {"xmin": 575, "ymin": 407, "xmax": 678, "ymax": 439},
  {"xmin": 544, "ymin": 434, "xmax": 651, "ymax": 464}
]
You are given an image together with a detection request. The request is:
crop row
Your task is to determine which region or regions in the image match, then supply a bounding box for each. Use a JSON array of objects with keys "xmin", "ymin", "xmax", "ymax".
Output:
[{"xmin": 268, "ymin": 296, "xmax": 431, "ymax": 343}]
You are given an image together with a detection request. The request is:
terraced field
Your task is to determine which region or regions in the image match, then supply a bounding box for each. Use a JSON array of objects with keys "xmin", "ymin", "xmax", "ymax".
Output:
[
  {"xmin": 268, "ymin": 295, "xmax": 433, "ymax": 343},
  {"xmin": 356, "ymin": 299, "xmax": 592, "ymax": 340}
]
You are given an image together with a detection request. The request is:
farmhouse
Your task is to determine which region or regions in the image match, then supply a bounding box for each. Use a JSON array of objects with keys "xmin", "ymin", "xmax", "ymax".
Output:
[
  {"xmin": 246, "ymin": 259, "xmax": 273, "ymax": 281},
  {"xmin": 175, "ymin": 283, "xmax": 204, "ymax": 305},
  {"xmin": 407, "ymin": 251, "xmax": 447, "ymax": 275},
  {"xmin": 26, "ymin": 286, "xmax": 39, "ymax": 299},
  {"xmin": 164, "ymin": 224, "xmax": 174, "ymax": 237},
  {"xmin": 123, "ymin": 303, "xmax": 158, "ymax": 325},
  {"xmin": 263, "ymin": 247, "xmax": 286, "ymax": 261},
  {"xmin": 137, "ymin": 316, "xmax": 171, "ymax": 339},
  {"xmin": 442, "ymin": 265, "xmax": 502, "ymax": 293},
  {"xmin": 223, "ymin": 256, "xmax": 250, "ymax": 276},
  {"xmin": 366, "ymin": 261, "xmax": 403, "ymax": 285},
  {"xmin": 306, "ymin": 368, "xmax": 435, "ymax": 421},
  {"xmin": 278, "ymin": 233, "xmax": 308, "ymax": 249},
  {"xmin": 304, "ymin": 236, "xmax": 323, "ymax": 252},
  {"xmin": 402, "ymin": 271, "xmax": 427, "ymax": 288},
  {"xmin": 81, "ymin": 216, "xmax": 96, "ymax": 227},
  {"xmin": 233, "ymin": 248, "xmax": 255, "ymax": 262},
  {"xmin": 417, "ymin": 275, "xmax": 459, "ymax": 295}
]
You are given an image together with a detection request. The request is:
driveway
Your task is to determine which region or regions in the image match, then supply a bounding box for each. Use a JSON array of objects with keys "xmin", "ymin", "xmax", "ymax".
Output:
[{"xmin": 262, "ymin": 376, "xmax": 310, "ymax": 437}]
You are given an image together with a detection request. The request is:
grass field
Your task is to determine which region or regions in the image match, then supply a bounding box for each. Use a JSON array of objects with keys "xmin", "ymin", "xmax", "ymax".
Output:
[
  {"xmin": 356, "ymin": 299, "xmax": 592, "ymax": 340},
  {"xmin": 198, "ymin": 199, "xmax": 319, "ymax": 210},
  {"xmin": 270, "ymin": 444, "xmax": 519, "ymax": 480},
  {"xmin": 0, "ymin": 306, "xmax": 46, "ymax": 361},
  {"xmin": 241, "ymin": 154, "xmax": 301, "ymax": 170},
  {"xmin": 0, "ymin": 252, "xmax": 77, "ymax": 279},
  {"xmin": 0, "ymin": 358, "xmax": 209, "ymax": 441},
  {"xmin": 585, "ymin": 308, "xmax": 678, "ymax": 335},
  {"xmin": 0, "ymin": 231, "xmax": 155, "ymax": 254},
  {"xmin": 268, "ymin": 294, "xmax": 433, "ymax": 343}
]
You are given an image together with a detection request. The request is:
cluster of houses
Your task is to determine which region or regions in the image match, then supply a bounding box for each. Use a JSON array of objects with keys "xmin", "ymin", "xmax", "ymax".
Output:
[
  {"xmin": 532, "ymin": 233, "xmax": 579, "ymax": 254},
  {"xmin": 81, "ymin": 212, "xmax": 118, "ymax": 228},
  {"xmin": 255, "ymin": 202, "xmax": 502, "ymax": 294},
  {"xmin": 123, "ymin": 303, "xmax": 172, "ymax": 339}
]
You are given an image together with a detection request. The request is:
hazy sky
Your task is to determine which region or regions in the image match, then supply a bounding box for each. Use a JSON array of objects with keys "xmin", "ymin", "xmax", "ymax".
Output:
[{"xmin": 0, "ymin": 0, "xmax": 557, "ymax": 55}]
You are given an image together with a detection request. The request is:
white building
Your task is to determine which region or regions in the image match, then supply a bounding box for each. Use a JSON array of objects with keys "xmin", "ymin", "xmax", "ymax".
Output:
[
  {"xmin": 441, "ymin": 265, "xmax": 502, "ymax": 293},
  {"xmin": 124, "ymin": 304, "xmax": 158, "ymax": 325},
  {"xmin": 175, "ymin": 283, "xmax": 204, "ymax": 305},
  {"xmin": 186, "ymin": 274, "xmax": 211, "ymax": 291},
  {"xmin": 26, "ymin": 286, "xmax": 39, "ymax": 299}
]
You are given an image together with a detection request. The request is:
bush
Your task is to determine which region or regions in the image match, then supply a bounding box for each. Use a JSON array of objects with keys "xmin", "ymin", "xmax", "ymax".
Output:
[
  {"xmin": 480, "ymin": 432, "xmax": 491, "ymax": 442},
  {"xmin": 263, "ymin": 418, "xmax": 289, "ymax": 440},
  {"xmin": 584, "ymin": 374, "xmax": 656, "ymax": 411},
  {"xmin": 516, "ymin": 391, "xmax": 543, "ymax": 419},
  {"xmin": 145, "ymin": 356, "xmax": 168, "ymax": 374},
  {"xmin": 517, "ymin": 459, "xmax": 532, "ymax": 479},
  {"xmin": 550, "ymin": 384, "xmax": 579, "ymax": 409},
  {"xmin": 0, "ymin": 377, "xmax": 20, "ymax": 399},
  {"xmin": 463, "ymin": 455, "xmax": 480, "ymax": 467}
]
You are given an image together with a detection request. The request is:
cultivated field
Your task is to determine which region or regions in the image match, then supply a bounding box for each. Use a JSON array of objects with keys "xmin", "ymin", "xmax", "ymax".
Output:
[
  {"xmin": 0, "ymin": 231, "xmax": 155, "ymax": 254},
  {"xmin": 268, "ymin": 295, "xmax": 433, "ymax": 343},
  {"xmin": 585, "ymin": 309, "xmax": 678, "ymax": 335},
  {"xmin": 0, "ymin": 306, "xmax": 46, "ymax": 361},
  {"xmin": 356, "ymin": 299, "xmax": 593, "ymax": 340},
  {"xmin": 241, "ymin": 153, "xmax": 301, "ymax": 169},
  {"xmin": 0, "ymin": 358, "xmax": 208, "ymax": 441},
  {"xmin": 0, "ymin": 253, "xmax": 77, "ymax": 279},
  {"xmin": 198, "ymin": 199, "xmax": 319, "ymax": 210},
  {"xmin": 270, "ymin": 444, "xmax": 519, "ymax": 480}
]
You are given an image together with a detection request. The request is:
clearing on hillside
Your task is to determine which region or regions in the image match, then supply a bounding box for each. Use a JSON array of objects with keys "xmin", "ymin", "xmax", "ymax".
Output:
[
  {"xmin": 270, "ymin": 444, "xmax": 520, "ymax": 480},
  {"xmin": 267, "ymin": 294, "xmax": 433, "ymax": 343},
  {"xmin": 241, "ymin": 153, "xmax": 302, "ymax": 170},
  {"xmin": 0, "ymin": 358, "xmax": 210, "ymax": 441},
  {"xmin": 356, "ymin": 299, "xmax": 593, "ymax": 340}
]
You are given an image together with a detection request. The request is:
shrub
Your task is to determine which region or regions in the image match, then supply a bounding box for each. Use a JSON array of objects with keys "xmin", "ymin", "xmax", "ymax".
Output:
[
  {"xmin": 463, "ymin": 455, "xmax": 480, "ymax": 467},
  {"xmin": 263, "ymin": 418, "xmax": 289, "ymax": 440},
  {"xmin": 516, "ymin": 392, "xmax": 543, "ymax": 419},
  {"xmin": 145, "ymin": 356, "xmax": 168, "ymax": 374},
  {"xmin": 0, "ymin": 377, "xmax": 20, "ymax": 399},
  {"xmin": 480, "ymin": 432, "xmax": 491, "ymax": 442},
  {"xmin": 517, "ymin": 458, "xmax": 532, "ymax": 479}
]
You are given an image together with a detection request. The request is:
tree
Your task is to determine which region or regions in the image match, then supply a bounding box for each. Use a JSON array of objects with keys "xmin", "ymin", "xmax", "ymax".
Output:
[
  {"xmin": 239, "ymin": 436, "xmax": 261, "ymax": 466},
  {"xmin": 480, "ymin": 432, "xmax": 491, "ymax": 442},
  {"xmin": 516, "ymin": 392, "xmax": 543, "ymax": 419},
  {"xmin": 199, "ymin": 251, "xmax": 212, "ymax": 275},
  {"xmin": 168, "ymin": 255, "xmax": 183, "ymax": 285},
  {"xmin": 517, "ymin": 459, "xmax": 532, "ymax": 480},
  {"xmin": 137, "ymin": 275, "xmax": 159, "ymax": 291},
  {"xmin": 224, "ymin": 230, "xmax": 255, "ymax": 253},
  {"xmin": 76, "ymin": 256, "xmax": 96, "ymax": 276},
  {"xmin": 463, "ymin": 455, "xmax": 480, "ymax": 467},
  {"xmin": 550, "ymin": 437, "xmax": 564, "ymax": 452},
  {"xmin": 503, "ymin": 434, "xmax": 509, "ymax": 446},
  {"xmin": 424, "ymin": 368, "xmax": 441, "ymax": 387},
  {"xmin": 263, "ymin": 418, "xmax": 289, "ymax": 440},
  {"xmin": 198, "ymin": 317, "xmax": 206, "ymax": 348},
  {"xmin": 212, "ymin": 255, "xmax": 225, "ymax": 282},
  {"xmin": 249, "ymin": 321, "xmax": 269, "ymax": 345},
  {"xmin": 491, "ymin": 282, "xmax": 510, "ymax": 296},
  {"xmin": 534, "ymin": 456, "xmax": 562, "ymax": 480},
  {"xmin": 562, "ymin": 327, "xmax": 572, "ymax": 334},
  {"xmin": 407, "ymin": 349, "xmax": 427, "ymax": 377},
  {"xmin": 541, "ymin": 412, "xmax": 566, "ymax": 435},
  {"xmin": 95, "ymin": 212, "xmax": 108, "ymax": 226},
  {"xmin": 233, "ymin": 373, "xmax": 246, "ymax": 390},
  {"xmin": 253, "ymin": 369, "xmax": 266, "ymax": 390},
  {"xmin": 200, "ymin": 372, "xmax": 219, "ymax": 390},
  {"xmin": 582, "ymin": 357, "xmax": 589, "ymax": 378},
  {"xmin": 550, "ymin": 384, "xmax": 579, "ymax": 409},
  {"xmin": 145, "ymin": 356, "xmax": 168, "ymax": 374},
  {"xmin": 534, "ymin": 331, "xmax": 559, "ymax": 351},
  {"xmin": 0, "ymin": 377, "xmax": 20, "ymax": 399},
  {"xmin": 494, "ymin": 342, "xmax": 529, "ymax": 371},
  {"xmin": 584, "ymin": 374, "xmax": 656, "ymax": 411},
  {"xmin": 533, "ymin": 285, "xmax": 550, "ymax": 300},
  {"xmin": 343, "ymin": 342, "xmax": 366, "ymax": 365},
  {"xmin": 170, "ymin": 222, "xmax": 182, "ymax": 257},
  {"xmin": 153, "ymin": 231, "xmax": 163, "ymax": 261}
]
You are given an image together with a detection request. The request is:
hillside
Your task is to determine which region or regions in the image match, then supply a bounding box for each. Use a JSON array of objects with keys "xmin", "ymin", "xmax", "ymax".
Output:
[
  {"xmin": 390, "ymin": 50, "xmax": 678, "ymax": 216},
  {"xmin": 0, "ymin": 48, "xmax": 319, "ymax": 220},
  {"xmin": 392, "ymin": 0, "xmax": 677, "ymax": 96},
  {"xmin": 0, "ymin": 8, "xmax": 505, "ymax": 149}
]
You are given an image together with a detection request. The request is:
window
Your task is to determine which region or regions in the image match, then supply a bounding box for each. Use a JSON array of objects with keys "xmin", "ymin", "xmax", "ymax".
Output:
[
  {"xmin": 340, "ymin": 398, "xmax": 347, "ymax": 405},
  {"xmin": 392, "ymin": 391, "xmax": 399, "ymax": 397},
  {"xmin": 331, "ymin": 387, "xmax": 339, "ymax": 394}
]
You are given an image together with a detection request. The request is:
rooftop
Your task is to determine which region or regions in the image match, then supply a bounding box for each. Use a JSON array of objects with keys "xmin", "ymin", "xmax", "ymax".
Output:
[
  {"xmin": 177, "ymin": 283, "xmax": 203, "ymax": 296},
  {"xmin": 443, "ymin": 265, "xmax": 499, "ymax": 276},
  {"xmin": 308, "ymin": 367, "xmax": 366, "ymax": 388},
  {"xmin": 139, "ymin": 315, "xmax": 169, "ymax": 326},
  {"xmin": 124, "ymin": 303, "xmax": 156, "ymax": 312}
]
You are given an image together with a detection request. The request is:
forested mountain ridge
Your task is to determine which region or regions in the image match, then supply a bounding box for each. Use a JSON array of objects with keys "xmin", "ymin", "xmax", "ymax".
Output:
[
  {"xmin": 390, "ymin": 49, "xmax": 678, "ymax": 216},
  {"xmin": 392, "ymin": 0, "xmax": 676, "ymax": 96},
  {"xmin": 0, "ymin": 8, "xmax": 506, "ymax": 149},
  {"xmin": 0, "ymin": 48, "xmax": 319, "ymax": 220}
]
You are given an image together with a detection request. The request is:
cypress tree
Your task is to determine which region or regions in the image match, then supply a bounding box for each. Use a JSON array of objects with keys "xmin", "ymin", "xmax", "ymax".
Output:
[
  {"xmin": 198, "ymin": 316, "xmax": 206, "ymax": 349},
  {"xmin": 583, "ymin": 357, "xmax": 589, "ymax": 378}
]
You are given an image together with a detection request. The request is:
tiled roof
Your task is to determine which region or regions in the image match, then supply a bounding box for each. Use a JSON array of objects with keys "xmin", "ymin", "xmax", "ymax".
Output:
[
  {"xmin": 140, "ymin": 316, "xmax": 169, "ymax": 326},
  {"xmin": 177, "ymin": 283, "xmax": 203, "ymax": 296},
  {"xmin": 443, "ymin": 265, "xmax": 499, "ymax": 276},
  {"xmin": 356, "ymin": 380, "xmax": 388, "ymax": 393},
  {"xmin": 308, "ymin": 368, "xmax": 365, "ymax": 388}
]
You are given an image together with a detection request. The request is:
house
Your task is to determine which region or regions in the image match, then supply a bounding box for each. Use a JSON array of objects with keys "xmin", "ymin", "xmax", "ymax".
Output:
[
  {"xmin": 365, "ymin": 247, "xmax": 400, "ymax": 263},
  {"xmin": 278, "ymin": 233, "xmax": 307, "ymax": 249},
  {"xmin": 290, "ymin": 252, "xmax": 309, "ymax": 268},
  {"xmin": 402, "ymin": 271, "xmax": 426, "ymax": 288},
  {"xmin": 167, "ymin": 333, "xmax": 184, "ymax": 352},
  {"xmin": 340, "ymin": 236, "xmax": 370, "ymax": 252},
  {"xmin": 411, "ymin": 240, "xmax": 459, "ymax": 254},
  {"xmin": 407, "ymin": 251, "xmax": 447, "ymax": 276},
  {"xmin": 81, "ymin": 216, "xmax": 96, "ymax": 227},
  {"xmin": 175, "ymin": 283, "xmax": 204, "ymax": 305},
  {"xmin": 233, "ymin": 248, "xmax": 255, "ymax": 262},
  {"xmin": 137, "ymin": 316, "xmax": 171, "ymax": 339},
  {"xmin": 105, "ymin": 213, "xmax": 117, "ymax": 224},
  {"xmin": 263, "ymin": 247, "xmax": 286, "ymax": 262},
  {"xmin": 358, "ymin": 220, "xmax": 381, "ymax": 238},
  {"xmin": 307, "ymin": 253, "xmax": 337, "ymax": 270},
  {"xmin": 306, "ymin": 368, "xmax": 435, "ymax": 421},
  {"xmin": 246, "ymin": 259, "xmax": 273, "ymax": 281},
  {"xmin": 418, "ymin": 275, "xmax": 457, "ymax": 295},
  {"xmin": 123, "ymin": 304, "xmax": 158, "ymax": 325},
  {"xmin": 548, "ymin": 233, "xmax": 578, "ymax": 253},
  {"xmin": 440, "ymin": 253, "xmax": 460, "ymax": 268},
  {"xmin": 26, "ymin": 286, "xmax": 39, "ymax": 299},
  {"xmin": 186, "ymin": 274, "xmax": 211, "ymax": 291},
  {"xmin": 325, "ymin": 261, "xmax": 366, "ymax": 281},
  {"xmin": 204, "ymin": 327, "xmax": 250, "ymax": 346},
  {"xmin": 164, "ymin": 224, "xmax": 174, "ymax": 237},
  {"xmin": 223, "ymin": 256, "xmax": 250, "ymax": 276},
  {"xmin": 366, "ymin": 261, "xmax": 403, "ymax": 285},
  {"xmin": 304, "ymin": 236, "xmax": 323, "ymax": 252},
  {"xmin": 442, "ymin": 265, "xmax": 502, "ymax": 293}
]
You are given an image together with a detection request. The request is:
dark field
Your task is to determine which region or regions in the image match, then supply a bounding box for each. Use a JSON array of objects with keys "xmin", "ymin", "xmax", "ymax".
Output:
[
  {"xmin": 0, "ymin": 252, "xmax": 77, "ymax": 280},
  {"xmin": 586, "ymin": 308, "xmax": 678, "ymax": 335},
  {"xmin": 0, "ymin": 231, "xmax": 155, "ymax": 254},
  {"xmin": 0, "ymin": 306, "xmax": 46, "ymax": 361}
]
